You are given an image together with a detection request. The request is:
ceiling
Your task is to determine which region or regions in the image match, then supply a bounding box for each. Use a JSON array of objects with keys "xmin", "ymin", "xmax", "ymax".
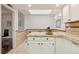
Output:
[{"xmin": 12, "ymin": 4, "xmax": 64, "ymax": 15}]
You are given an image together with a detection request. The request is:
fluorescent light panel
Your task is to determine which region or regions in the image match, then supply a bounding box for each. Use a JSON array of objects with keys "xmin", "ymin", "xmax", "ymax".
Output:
[
  {"xmin": 56, "ymin": 4, "xmax": 60, "ymax": 7},
  {"xmin": 29, "ymin": 10, "xmax": 52, "ymax": 14},
  {"xmin": 28, "ymin": 4, "xmax": 32, "ymax": 7}
]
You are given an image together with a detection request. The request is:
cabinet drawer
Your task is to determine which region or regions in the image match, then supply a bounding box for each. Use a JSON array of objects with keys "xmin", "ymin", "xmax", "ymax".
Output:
[{"xmin": 27, "ymin": 37, "xmax": 40, "ymax": 40}]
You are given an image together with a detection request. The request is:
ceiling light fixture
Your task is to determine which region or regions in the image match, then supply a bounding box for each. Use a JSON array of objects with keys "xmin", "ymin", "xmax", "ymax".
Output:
[
  {"xmin": 56, "ymin": 4, "xmax": 60, "ymax": 7},
  {"xmin": 28, "ymin": 9, "xmax": 52, "ymax": 14},
  {"xmin": 28, "ymin": 4, "xmax": 31, "ymax": 7}
]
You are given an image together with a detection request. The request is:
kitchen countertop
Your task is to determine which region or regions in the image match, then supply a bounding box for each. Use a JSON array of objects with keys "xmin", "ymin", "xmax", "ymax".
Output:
[
  {"xmin": 8, "ymin": 32, "xmax": 79, "ymax": 54},
  {"xmin": 27, "ymin": 32, "xmax": 79, "ymax": 42},
  {"xmin": 27, "ymin": 32, "xmax": 65, "ymax": 37}
]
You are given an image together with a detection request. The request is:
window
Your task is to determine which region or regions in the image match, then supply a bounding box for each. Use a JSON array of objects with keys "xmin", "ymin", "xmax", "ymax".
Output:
[{"xmin": 18, "ymin": 11, "xmax": 24, "ymax": 31}]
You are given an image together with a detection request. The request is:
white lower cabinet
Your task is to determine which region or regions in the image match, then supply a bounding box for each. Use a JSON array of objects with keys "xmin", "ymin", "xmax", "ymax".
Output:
[
  {"xmin": 27, "ymin": 36, "xmax": 79, "ymax": 54},
  {"xmin": 55, "ymin": 37, "xmax": 79, "ymax": 54},
  {"xmin": 27, "ymin": 37, "xmax": 55, "ymax": 54},
  {"xmin": 55, "ymin": 37, "xmax": 65, "ymax": 54},
  {"xmin": 40, "ymin": 43, "xmax": 55, "ymax": 54},
  {"xmin": 8, "ymin": 36, "xmax": 79, "ymax": 54}
]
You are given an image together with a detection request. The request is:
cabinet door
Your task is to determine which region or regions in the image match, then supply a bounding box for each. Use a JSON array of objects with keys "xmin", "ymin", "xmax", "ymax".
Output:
[
  {"xmin": 56, "ymin": 37, "xmax": 79, "ymax": 54},
  {"xmin": 40, "ymin": 42, "xmax": 55, "ymax": 54},
  {"xmin": 27, "ymin": 37, "xmax": 55, "ymax": 54},
  {"xmin": 56, "ymin": 37, "xmax": 65, "ymax": 54}
]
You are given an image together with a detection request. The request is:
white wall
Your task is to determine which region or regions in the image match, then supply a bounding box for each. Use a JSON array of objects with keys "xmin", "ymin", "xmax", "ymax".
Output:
[
  {"xmin": 53, "ymin": 5, "xmax": 70, "ymax": 30},
  {"xmin": 70, "ymin": 4, "xmax": 79, "ymax": 20},
  {"xmin": 25, "ymin": 15, "xmax": 55, "ymax": 29},
  {"xmin": 62, "ymin": 5, "xmax": 70, "ymax": 22},
  {"xmin": 24, "ymin": 14, "xmax": 29, "ymax": 30},
  {"xmin": 12, "ymin": 9, "xmax": 18, "ymax": 48},
  {"xmin": 61, "ymin": 5, "xmax": 70, "ymax": 30},
  {"xmin": 54, "ymin": 10, "xmax": 62, "ymax": 30}
]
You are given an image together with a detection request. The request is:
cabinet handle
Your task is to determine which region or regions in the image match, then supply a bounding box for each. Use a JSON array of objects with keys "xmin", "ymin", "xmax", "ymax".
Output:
[
  {"xmin": 52, "ymin": 43, "xmax": 54, "ymax": 45},
  {"xmin": 41, "ymin": 43, "xmax": 43, "ymax": 45},
  {"xmin": 33, "ymin": 38, "xmax": 35, "ymax": 40},
  {"xmin": 47, "ymin": 38, "xmax": 48, "ymax": 40},
  {"xmin": 38, "ymin": 43, "xmax": 40, "ymax": 45}
]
